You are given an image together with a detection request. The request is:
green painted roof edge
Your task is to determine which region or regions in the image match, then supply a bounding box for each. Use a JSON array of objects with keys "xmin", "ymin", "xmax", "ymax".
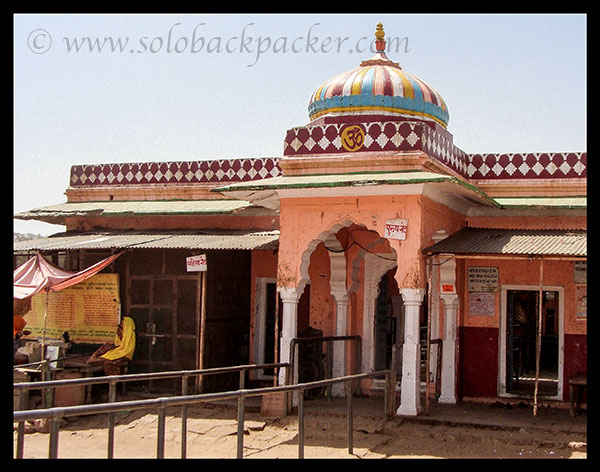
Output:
[
  {"xmin": 494, "ymin": 195, "xmax": 587, "ymax": 209},
  {"xmin": 213, "ymin": 170, "xmax": 501, "ymax": 208}
]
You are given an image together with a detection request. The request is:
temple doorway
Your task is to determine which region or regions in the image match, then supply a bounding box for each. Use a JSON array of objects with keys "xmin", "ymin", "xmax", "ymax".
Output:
[
  {"xmin": 374, "ymin": 268, "xmax": 403, "ymax": 374},
  {"xmin": 505, "ymin": 289, "xmax": 559, "ymax": 397}
]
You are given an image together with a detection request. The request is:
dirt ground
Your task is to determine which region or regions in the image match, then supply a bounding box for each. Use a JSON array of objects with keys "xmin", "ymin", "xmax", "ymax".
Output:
[{"xmin": 14, "ymin": 398, "xmax": 587, "ymax": 459}]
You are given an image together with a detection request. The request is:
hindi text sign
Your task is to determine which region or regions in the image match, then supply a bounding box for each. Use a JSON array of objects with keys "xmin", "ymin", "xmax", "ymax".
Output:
[
  {"xmin": 186, "ymin": 254, "xmax": 207, "ymax": 272},
  {"xmin": 384, "ymin": 218, "xmax": 408, "ymax": 240},
  {"xmin": 469, "ymin": 292, "xmax": 496, "ymax": 316},
  {"xmin": 574, "ymin": 261, "xmax": 586, "ymax": 284},
  {"xmin": 576, "ymin": 285, "xmax": 586, "ymax": 320},
  {"xmin": 468, "ymin": 266, "xmax": 498, "ymax": 292},
  {"xmin": 26, "ymin": 273, "xmax": 121, "ymax": 343}
]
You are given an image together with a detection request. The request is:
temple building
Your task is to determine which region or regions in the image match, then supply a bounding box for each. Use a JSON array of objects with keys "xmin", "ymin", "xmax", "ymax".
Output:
[{"xmin": 15, "ymin": 24, "xmax": 586, "ymax": 414}]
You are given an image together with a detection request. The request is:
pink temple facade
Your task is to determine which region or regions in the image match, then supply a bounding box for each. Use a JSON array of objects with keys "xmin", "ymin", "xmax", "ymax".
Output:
[{"xmin": 15, "ymin": 23, "xmax": 586, "ymax": 414}]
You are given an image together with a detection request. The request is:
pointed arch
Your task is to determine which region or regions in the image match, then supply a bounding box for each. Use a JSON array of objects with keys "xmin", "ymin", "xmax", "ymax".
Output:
[{"xmin": 297, "ymin": 219, "xmax": 355, "ymax": 297}]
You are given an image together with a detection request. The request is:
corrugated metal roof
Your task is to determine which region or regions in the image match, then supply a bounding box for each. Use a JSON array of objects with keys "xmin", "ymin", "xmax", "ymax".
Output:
[
  {"xmin": 423, "ymin": 227, "xmax": 586, "ymax": 257},
  {"xmin": 14, "ymin": 200, "xmax": 254, "ymax": 225},
  {"xmin": 494, "ymin": 196, "xmax": 587, "ymax": 209},
  {"xmin": 13, "ymin": 230, "xmax": 279, "ymax": 252}
]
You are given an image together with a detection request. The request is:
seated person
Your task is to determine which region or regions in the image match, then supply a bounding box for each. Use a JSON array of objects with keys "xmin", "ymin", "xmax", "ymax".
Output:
[
  {"xmin": 87, "ymin": 317, "xmax": 136, "ymax": 375},
  {"xmin": 14, "ymin": 314, "xmax": 32, "ymax": 365}
]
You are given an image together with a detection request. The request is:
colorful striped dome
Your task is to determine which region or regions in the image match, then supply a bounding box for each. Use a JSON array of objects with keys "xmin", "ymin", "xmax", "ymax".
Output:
[{"xmin": 308, "ymin": 24, "xmax": 449, "ymax": 128}]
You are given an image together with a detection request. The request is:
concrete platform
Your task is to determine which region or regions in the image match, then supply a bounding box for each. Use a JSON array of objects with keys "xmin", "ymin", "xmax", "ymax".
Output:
[{"xmin": 205, "ymin": 394, "xmax": 586, "ymax": 435}]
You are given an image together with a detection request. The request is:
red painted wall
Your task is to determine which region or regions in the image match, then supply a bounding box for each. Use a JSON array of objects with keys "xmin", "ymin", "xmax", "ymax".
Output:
[
  {"xmin": 458, "ymin": 326, "xmax": 499, "ymax": 398},
  {"xmin": 457, "ymin": 258, "xmax": 586, "ymax": 401},
  {"xmin": 564, "ymin": 334, "xmax": 587, "ymax": 402}
]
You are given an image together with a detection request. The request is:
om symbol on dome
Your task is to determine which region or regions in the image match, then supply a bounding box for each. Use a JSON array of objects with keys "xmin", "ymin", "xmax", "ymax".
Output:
[{"xmin": 341, "ymin": 125, "xmax": 365, "ymax": 152}]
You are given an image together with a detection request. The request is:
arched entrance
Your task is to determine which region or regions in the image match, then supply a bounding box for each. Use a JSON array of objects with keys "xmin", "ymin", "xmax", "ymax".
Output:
[
  {"xmin": 277, "ymin": 218, "xmax": 426, "ymax": 415},
  {"xmin": 283, "ymin": 222, "xmax": 401, "ymax": 391}
]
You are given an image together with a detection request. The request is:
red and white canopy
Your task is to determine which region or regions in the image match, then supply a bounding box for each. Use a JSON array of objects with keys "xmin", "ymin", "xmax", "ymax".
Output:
[{"xmin": 13, "ymin": 252, "xmax": 123, "ymax": 299}]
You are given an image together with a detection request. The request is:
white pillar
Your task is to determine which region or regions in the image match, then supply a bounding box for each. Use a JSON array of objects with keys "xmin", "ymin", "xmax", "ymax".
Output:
[
  {"xmin": 438, "ymin": 256, "xmax": 458, "ymax": 404},
  {"xmin": 439, "ymin": 293, "xmax": 458, "ymax": 403},
  {"xmin": 397, "ymin": 287, "xmax": 425, "ymax": 416},
  {"xmin": 278, "ymin": 287, "xmax": 299, "ymax": 388},
  {"xmin": 331, "ymin": 291, "xmax": 348, "ymax": 397}
]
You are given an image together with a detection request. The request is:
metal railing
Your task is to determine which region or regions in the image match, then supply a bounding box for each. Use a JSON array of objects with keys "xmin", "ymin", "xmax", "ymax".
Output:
[
  {"xmin": 14, "ymin": 365, "xmax": 395, "ymax": 459},
  {"xmin": 13, "ymin": 362, "xmax": 289, "ymax": 459},
  {"xmin": 289, "ymin": 335, "xmax": 362, "ymax": 400}
]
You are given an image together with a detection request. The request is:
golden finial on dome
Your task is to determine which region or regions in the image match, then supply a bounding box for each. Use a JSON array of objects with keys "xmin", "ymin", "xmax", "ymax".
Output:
[
  {"xmin": 375, "ymin": 23, "xmax": 386, "ymax": 52},
  {"xmin": 359, "ymin": 22, "xmax": 401, "ymax": 68}
]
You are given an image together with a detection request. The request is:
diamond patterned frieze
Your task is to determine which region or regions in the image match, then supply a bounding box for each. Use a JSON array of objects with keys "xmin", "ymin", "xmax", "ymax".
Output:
[
  {"xmin": 466, "ymin": 153, "xmax": 587, "ymax": 179},
  {"xmin": 69, "ymin": 147, "xmax": 586, "ymax": 189},
  {"xmin": 69, "ymin": 158, "xmax": 282, "ymax": 187},
  {"xmin": 283, "ymin": 120, "xmax": 586, "ymax": 181},
  {"xmin": 283, "ymin": 121, "xmax": 428, "ymax": 156}
]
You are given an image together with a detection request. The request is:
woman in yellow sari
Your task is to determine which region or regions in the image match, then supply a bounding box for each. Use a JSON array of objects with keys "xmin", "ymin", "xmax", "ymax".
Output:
[{"xmin": 87, "ymin": 316, "xmax": 136, "ymax": 375}]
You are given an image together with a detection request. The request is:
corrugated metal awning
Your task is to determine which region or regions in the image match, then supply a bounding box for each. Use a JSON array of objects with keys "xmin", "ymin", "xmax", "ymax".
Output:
[
  {"xmin": 423, "ymin": 227, "xmax": 586, "ymax": 257},
  {"xmin": 14, "ymin": 200, "xmax": 257, "ymax": 225},
  {"xmin": 13, "ymin": 230, "xmax": 279, "ymax": 252},
  {"xmin": 493, "ymin": 196, "xmax": 586, "ymax": 209}
]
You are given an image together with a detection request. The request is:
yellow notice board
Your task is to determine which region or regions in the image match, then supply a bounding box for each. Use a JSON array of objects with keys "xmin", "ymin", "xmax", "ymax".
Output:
[{"xmin": 25, "ymin": 273, "xmax": 121, "ymax": 343}]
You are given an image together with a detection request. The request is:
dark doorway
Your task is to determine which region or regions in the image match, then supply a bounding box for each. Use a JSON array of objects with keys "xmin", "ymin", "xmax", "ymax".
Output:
[
  {"xmin": 202, "ymin": 250, "xmax": 251, "ymax": 392},
  {"xmin": 125, "ymin": 249, "xmax": 252, "ymax": 394},
  {"xmin": 506, "ymin": 289, "xmax": 559, "ymax": 396},
  {"xmin": 263, "ymin": 282, "xmax": 278, "ymax": 369},
  {"xmin": 126, "ymin": 249, "xmax": 201, "ymax": 392},
  {"xmin": 374, "ymin": 268, "xmax": 401, "ymax": 372}
]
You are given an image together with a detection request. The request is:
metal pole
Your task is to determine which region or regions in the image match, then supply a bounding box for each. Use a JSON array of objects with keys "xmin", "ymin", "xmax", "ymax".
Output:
[
  {"xmin": 49, "ymin": 415, "xmax": 61, "ymax": 459},
  {"xmin": 327, "ymin": 339, "xmax": 333, "ymax": 401},
  {"xmin": 346, "ymin": 379, "xmax": 353, "ymax": 455},
  {"xmin": 384, "ymin": 371, "xmax": 389, "ymax": 419},
  {"xmin": 198, "ymin": 271, "xmax": 207, "ymax": 393},
  {"xmin": 286, "ymin": 341, "xmax": 296, "ymax": 413},
  {"xmin": 41, "ymin": 289, "xmax": 49, "ymax": 368},
  {"xmin": 107, "ymin": 379, "xmax": 117, "ymax": 458},
  {"xmin": 533, "ymin": 258, "xmax": 544, "ymax": 416},
  {"xmin": 42, "ymin": 360, "xmax": 53, "ymax": 408},
  {"xmin": 285, "ymin": 355, "xmax": 292, "ymax": 416},
  {"xmin": 181, "ymin": 373, "xmax": 188, "ymax": 459},
  {"xmin": 157, "ymin": 404, "xmax": 166, "ymax": 459},
  {"xmin": 355, "ymin": 337, "xmax": 362, "ymax": 396},
  {"xmin": 236, "ymin": 393, "xmax": 246, "ymax": 459},
  {"xmin": 16, "ymin": 421, "xmax": 25, "ymax": 459},
  {"xmin": 239, "ymin": 369, "xmax": 246, "ymax": 390},
  {"xmin": 387, "ymin": 345, "xmax": 398, "ymax": 417},
  {"xmin": 274, "ymin": 282, "xmax": 280, "ymax": 388},
  {"xmin": 16, "ymin": 385, "xmax": 28, "ymax": 459},
  {"xmin": 298, "ymin": 388, "xmax": 304, "ymax": 459}
]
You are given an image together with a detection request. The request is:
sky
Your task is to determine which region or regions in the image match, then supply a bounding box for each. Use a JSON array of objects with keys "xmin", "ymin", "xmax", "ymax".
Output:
[{"xmin": 14, "ymin": 13, "xmax": 587, "ymax": 236}]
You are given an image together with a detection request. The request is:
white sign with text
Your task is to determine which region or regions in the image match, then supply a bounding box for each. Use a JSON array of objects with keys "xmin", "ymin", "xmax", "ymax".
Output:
[
  {"xmin": 384, "ymin": 218, "xmax": 408, "ymax": 240},
  {"xmin": 186, "ymin": 254, "xmax": 207, "ymax": 272}
]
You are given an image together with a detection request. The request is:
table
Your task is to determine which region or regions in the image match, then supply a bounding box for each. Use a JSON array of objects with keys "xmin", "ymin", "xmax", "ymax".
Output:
[
  {"xmin": 62, "ymin": 357, "xmax": 104, "ymax": 404},
  {"xmin": 569, "ymin": 375, "xmax": 587, "ymax": 416},
  {"xmin": 14, "ymin": 368, "xmax": 42, "ymax": 410}
]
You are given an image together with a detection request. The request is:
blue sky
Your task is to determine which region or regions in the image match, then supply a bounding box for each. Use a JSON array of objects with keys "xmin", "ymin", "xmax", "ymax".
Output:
[{"xmin": 14, "ymin": 13, "xmax": 587, "ymax": 235}]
